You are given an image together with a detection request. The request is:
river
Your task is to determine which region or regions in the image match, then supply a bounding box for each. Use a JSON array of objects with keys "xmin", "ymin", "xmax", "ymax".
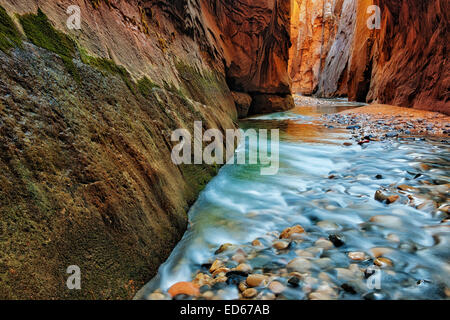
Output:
[{"xmin": 136, "ymin": 98, "xmax": 450, "ymax": 300}]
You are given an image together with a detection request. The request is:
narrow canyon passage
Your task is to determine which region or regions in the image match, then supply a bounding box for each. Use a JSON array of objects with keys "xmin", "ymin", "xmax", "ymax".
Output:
[
  {"xmin": 137, "ymin": 98, "xmax": 450, "ymax": 300},
  {"xmin": 0, "ymin": 0, "xmax": 448, "ymax": 301}
]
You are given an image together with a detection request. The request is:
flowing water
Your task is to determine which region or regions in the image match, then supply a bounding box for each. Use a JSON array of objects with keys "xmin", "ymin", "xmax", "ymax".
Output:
[{"xmin": 136, "ymin": 98, "xmax": 450, "ymax": 300}]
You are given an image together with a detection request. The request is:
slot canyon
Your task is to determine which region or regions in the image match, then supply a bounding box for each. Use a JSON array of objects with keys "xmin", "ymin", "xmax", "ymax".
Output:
[{"xmin": 0, "ymin": 0, "xmax": 448, "ymax": 300}]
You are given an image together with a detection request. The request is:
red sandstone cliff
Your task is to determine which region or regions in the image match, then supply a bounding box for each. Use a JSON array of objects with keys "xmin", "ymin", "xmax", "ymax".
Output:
[
  {"xmin": 349, "ymin": 0, "xmax": 449, "ymax": 114},
  {"xmin": 290, "ymin": 0, "xmax": 449, "ymax": 114}
]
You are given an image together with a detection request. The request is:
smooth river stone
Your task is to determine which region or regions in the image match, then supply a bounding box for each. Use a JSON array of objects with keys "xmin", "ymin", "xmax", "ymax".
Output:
[
  {"xmin": 369, "ymin": 215, "xmax": 403, "ymax": 228},
  {"xmin": 287, "ymin": 257, "xmax": 312, "ymax": 273},
  {"xmin": 348, "ymin": 252, "xmax": 366, "ymax": 261},
  {"xmin": 246, "ymin": 274, "xmax": 268, "ymax": 287}
]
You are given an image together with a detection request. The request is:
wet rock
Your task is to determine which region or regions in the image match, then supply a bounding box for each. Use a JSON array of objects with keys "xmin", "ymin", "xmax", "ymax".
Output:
[
  {"xmin": 397, "ymin": 184, "xmax": 417, "ymax": 192},
  {"xmin": 242, "ymin": 288, "xmax": 258, "ymax": 299},
  {"xmin": 375, "ymin": 190, "xmax": 388, "ymax": 202},
  {"xmin": 386, "ymin": 195, "xmax": 400, "ymax": 204},
  {"xmin": 315, "ymin": 238, "xmax": 334, "ymax": 250},
  {"xmin": 363, "ymin": 292, "xmax": 387, "ymax": 300},
  {"xmin": 273, "ymin": 240, "xmax": 290, "ymax": 250},
  {"xmin": 231, "ymin": 91, "xmax": 252, "ymax": 118},
  {"xmin": 295, "ymin": 249, "xmax": 315, "ymax": 258},
  {"xmin": 236, "ymin": 263, "xmax": 252, "ymax": 273},
  {"xmin": 246, "ymin": 274, "xmax": 268, "ymax": 287},
  {"xmin": 280, "ymin": 225, "xmax": 305, "ymax": 239},
  {"xmin": 386, "ymin": 234, "xmax": 401, "ymax": 242},
  {"xmin": 328, "ymin": 234, "xmax": 345, "ymax": 247},
  {"xmin": 375, "ymin": 174, "xmax": 383, "ymax": 180},
  {"xmin": 202, "ymin": 291, "xmax": 214, "ymax": 300},
  {"xmin": 148, "ymin": 292, "xmax": 167, "ymax": 300},
  {"xmin": 232, "ymin": 253, "xmax": 247, "ymax": 264},
  {"xmin": 215, "ymin": 243, "xmax": 233, "ymax": 254},
  {"xmin": 370, "ymin": 247, "xmax": 394, "ymax": 258},
  {"xmin": 212, "ymin": 267, "xmax": 230, "ymax": 277},
  {"xmin": 317, "ymin": 220, "xmax": 339, "ymax": 231},
  {"xmin": 226, "ymin": 271, "xmax": 248, "ymax": 286},
  {"xmin": 251, "ymin": 239, "xmax": 263, "ymax": 247},
  {"xmin": 369, "ymin": 215, "xmax": 403, "ymax": 228},
  {"xmin": 268, "ymin": 281, "xmax": 285, "ymax": 294},
  {"xmin": 287, "ymin": 276, "xmax": 301, "ymax": 288},
  {"xmin": 168, "ymin": 282, "xmax": 200, "ymax": 298},
  {"xmin": 210, "ymin": 260, "xmax": 224, "ymax": 273},
  {"xmin": 341, "ymin": 283, "xmax": 357, "ymax": 294},
  {"xmin": 287, "ymin": 257, "xmax": 312, "ymax": 273},
  {"xmin": 374, "ymin": 257, "xmax": 393, "ymax": 268},
  {"xmin": 386, "ymin": 131, "xmax": 399, "ymax": 138},
  {"xmin": 348, "ymin": 252, "xmax": 366, "ymax": 261},
  {"xmin": 346, "ymin": 125, "xmax": 361, "ymax": 130},
  {"xmin": 238, "ymin": 281, "xmax": 248, "ymax": 292}
]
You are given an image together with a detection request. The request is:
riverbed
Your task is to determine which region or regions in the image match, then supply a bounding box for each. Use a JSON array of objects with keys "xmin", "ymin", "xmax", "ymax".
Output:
[{"xmin": 136, "ymin": 98, "xmax": 450, "ymax": 300}]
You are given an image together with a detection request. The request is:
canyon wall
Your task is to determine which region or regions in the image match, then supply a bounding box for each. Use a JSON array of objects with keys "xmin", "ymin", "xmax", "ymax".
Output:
[
  {"xmin": 205, "ymin": 0, "xmax": 294, "ymax": 115},
  {"xmin": 349, "ymin": 0, "xmax": 449, "ymax": 113},
  {"xmin": 290, "ymin": 0, "xmax": 449, "ymax": 114},
  {"xmin": 0, "ymin": 0, "xmax": 239, "ymax": 299},
  {"xmin": 289, "ymin": 0, "xmax": 344, "ymax": 95}
]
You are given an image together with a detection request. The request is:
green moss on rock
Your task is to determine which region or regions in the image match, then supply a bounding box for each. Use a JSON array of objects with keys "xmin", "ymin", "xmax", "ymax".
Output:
[
  {"xmin": 19, "ymin": 8, "xmax": 80, "ymax": 82},
  {"xmin": 0, "ymin": 6, "xmax": 22, "ymax": 53},
  {"xmin": 137, "ymin": 77, "xmax": 159, "ymax": 98}
]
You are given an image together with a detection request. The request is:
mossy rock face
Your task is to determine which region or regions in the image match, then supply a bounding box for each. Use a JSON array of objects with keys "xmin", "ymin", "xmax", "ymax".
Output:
[
  {"xmin": 137, "ymin": 77, "xmax": 160, "ymax": 98},
  {"xmin": 19, "ymin": 8, "xmax": 75, "ymax": 58},
  {"xmin": 0, "ymin": 6, "xmax": 22, "ymax": 53},
  {"xmin": 18, "ymin": 8, "xmax": 79, "ymax": 82}
]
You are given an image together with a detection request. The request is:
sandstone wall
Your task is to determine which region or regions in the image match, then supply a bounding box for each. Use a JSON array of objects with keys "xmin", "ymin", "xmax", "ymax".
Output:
[
  {"xmin": 205, "ymin": 0, "xmax": 294, "ymax": 114},
  {"xmin": 290, "ymin": 0, "xmax": 449, "ymax": 114},
  {"xmin": 0, "ymin": 0, "xmax": 237, "ymax": 299},
  {"xmin": 349, "ymin": 0, "xmax": 449, "ymax": 113}
]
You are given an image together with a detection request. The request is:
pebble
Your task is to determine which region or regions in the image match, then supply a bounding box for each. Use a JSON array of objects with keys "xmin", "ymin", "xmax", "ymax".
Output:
[
  {"xmin": 202, "ymin": 291, "xmax": 214, "ymax": 299},
  {"xmin": 148, "ymin": 292, "xmax": 166, "ymax": 300},
  {"xmin": 375, "ymin": 190, "xmax": 388, "ymax": 202},
  {"xmin": 369, "ymin": 215, "xmax": 402, "ymax": 228},
  {"xmin": 251, "ymin": 239, "xmax": 263, "ymax": 247},
  {"xmin": 168, "ymin": 282, "xmax": 200, "ymax": 297},
  {"xmin": 238, "ymin": 281, "xmax": 248, "ymax": 292},
  {"xmin": 236, "ymin": 263, "xmax": 252, "ymax": 272},
  {"xmin": 280, "ymin": 225, "xmax": 305, "ymax": 239},
  {"xmin": 348, "ymin": 252, "xmax": 366, "ymax": 261},
  {"xmin": 370, "ymin": 247, "xmax": 394, "ymax": 258},
  {"xmin": 242, "ymin": 288, "xmax": 258, "ymax": 298},
  {"xmin": 273, "ymin": 240, "xmax": 290, "ymax": 250},
  {"xmin": 287, "ymin": 276, "xmax": 301, "ymax": 287},
  {"xmin": 287, "ymin": 257, "xmax": 312, "ymax": 273},
  {"xmin": 212, "ymin": 267, "xmax": 230, "ymax": 277},
  {"xmin": 374, "ymin": 257, "xmax": 393, "ymax": 267},
  {"xmin": 317, "ymin": 220, "xmax": 339, "ymax": 231},
  {"xmin": 215, "ymin": 243, "xmax": 233, "ymax": 254},
  {"xmin": 315, "ymin": 238, "xmax": 334, "ymax": 250},
  {"xmin": 387, "ymin": 195, "xmax": 400, "ymax": 204},
  {"xmin": 268, "ymin": 281, "xmax": 285, "ymax": 294},
  {"xmin": 210, "ymin": 260, "xmax": 224, "ymax": 273},
  {"xmin": 295, "ymin": 249, "xmax": 315, "ymax": 258},
  {"xmin": 328, "ymin": 234, "xmax": 345, "ymax": 247},
  {"xmin": 246, "ymin": 274, "xmax": 267, "ymax": 287},
  {"xmin": 386, "ymin": 234, "xmax": 401, "ymax": 242}
]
